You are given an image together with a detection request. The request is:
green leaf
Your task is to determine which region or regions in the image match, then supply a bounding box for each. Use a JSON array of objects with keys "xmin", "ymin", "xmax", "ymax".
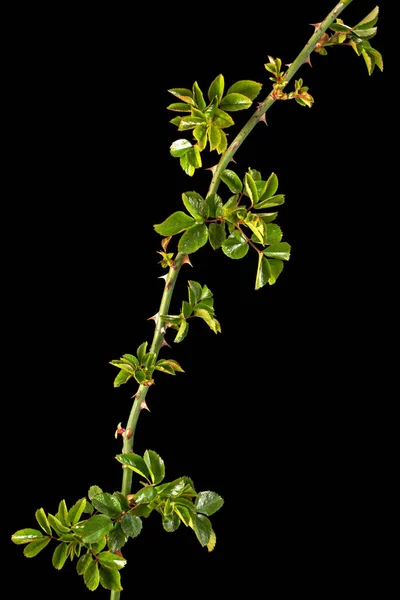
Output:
[
  {"xmin": 163, "ymin": 512, "xmax": 181, "ymax": 533},
  {"xmin": 11, "ymin": 528, "xmax": 45, "ymax": 545},
  {"xmin": 191, "ymin": 514, "xmax": 212, "ymax": 546},
  {"xmin": 189, "ymin": 280, "xmax": 202, "ymax": 303},
  {"xmin": 134, "ymin": 369, "xmax": 147, "ymax": 384},
  {"xmin": 208, "ymin": 74, "xmax": 224, "ymax": 103},
  {"xmin": 264, "ymin": 223, "xmax": 282, "ymax": 245},
  {"xmin": 121, "ymin": 514, "xmax": 143, "ymax": 539},
  {"xmin": 167, "ymin": 102, "xmax": 192, "ymax": 112},
  {"xmin": 195, "ymin": 491, "xmax": 224, "ymax": 516},
  {"xmin": 353, "ymin": 27, "xmax": 377, "ymax": 40},
  {"xmin": 221, "ymin": 230, "xmax": 249, "ymax": 259},
  {"xmin": 355, "ymin": 6, "xmax": 379, "ymax": 29},
  {"xmin": 92, "ymin": 493, "xmax": 122, "ymax": 519},
  {"xmin": 193, "ymin": 124, "xmax": 207, "ymax": 151},
  {"xmin": 129, "ymin": 504, "xmax": 153, "ymax": 518},
  {"xmin": 203, "ymin": 95, "xmax": 219, "ymax": 119},
  {"xmin": 191, "ymin": 107, "xmax": 207, "ymax": 121},
  {"xmin": 168, "ymin": 88, "xmax": 194, "ymax": 103},
  {"xmin": 205, "ymin": 193, "xmax": 224, "ymax": 218},
  {"xmin": 52, "ymin": 543, "xmax": 69, "ymax": 570},
  {"xmin": 216, "ymin": 129, "xmax": 228, "ymax": 154},
  {"xmin": 208, "ymin": 124, "xmax": 221, "ymax": 152},
  {"xmin": 192, "ymin": 81, "xmax": 206, "ymax": 110},
  {"xmin": 170, "ymin": 116, "xmax": 182, "ymax": 126},
  {"xmin": 170, "ymin": 139, "xmax": 192, "ymax": 157},
  {"xmin": 201, "ymin": 285, "xmax": 213, "ymax": 300},
  {"xmin": 207, "ymin": 529, "xmax": 217, "ymax": 552},
  {"xmin": 213, "ymin": 109, "xmax": 235, "ymax": 129},
  {"xmin": 259, "ymin": 212, "xmax": 278, "ymax": 224},
  {"xmin": 163, "ymin": 359, "xmax": 185, "ymax": 373},
  {"xmin": 329, "ymin": 22, "xmax": 353, "ymax": 33},
  {"xmin": 154, "ymin": 211, "xmax": 195, "ymax": 236},
  {"xmin": 136, "ymin": 341, "xmax": 147, "ymax": 364},
  {"xmin": 48, "ymin": 514, "xmax": 70, "ymax": 534},
  {"xmin": 113, "ymin": 369, "xmax": 132, "ymax": 388},
  {"xmin": 244, "ymin": 172, "xmax": 259, "ymax": 205},
  {"xmin": 268, "ymin": 259, "xmax": 284, "ymax": 284},
  {"xmin": 254, "ymin": 194, "xmax": 285, "ymax": 210},
  {"xmin": 182, "ymin": 191, "xmax": 208, "ymax": 221},
  {"xmin": 57, "ymin": 500, "xmax": 70, "ymax": 527},
  {"xmin": 81, "ymin": 515, "xmax": 114, "ymax": 544},
  {"xmin": 208, "ymin": 222, "xmax": 226, "ymax": 250},
  {"xmin": 178, "ymin": 223, "xmax": 208, "ymax": 254},
  {"xmin": 99, "ymin": 567, "xmax": 123, "ymax": 592},
  {"xmin": 77, "ymin": 552, "xmax": 93, "ymax": 575},
  {"xmin": 122, "ymin": 354, "xmax": 139, "ymax": 368},
  {"xmin": 173, "ymin": 497, "xmax": 196, "ymax": 514},
  {"xmin": 362, "ymin": 48, "xmax": 374, "ymax": 75},
  {"xmin": 174, "ymin": 505, "xmax": 193, "ymax": 527},
  {"xmin": 155, "ymin": 361, "xmax": 175, "ymax": 375},
  {"xmin": 134, "ymin": 486, "xmax": 157, "ymax": 504},
  {"xmin": 35, "ymin": 508, "xmax": 52, "ymax": 535},
  {"xmin": 178, "ymin": 116, "xmax": 205, "ymax": 131},
  {"xmin": 220, "ymin": 169, "xmax": 243, "ymax": 193},
  {"xmin": 68, "ymin": 498, "xmax": 87, "ymax": 526},
  {"xmin": 180, "ymin": 153, "xmax": 195, "ymax": 177},
  {"xmin": 263, "ymin": 242, "xmax": 291, "ymax": 261},
  {"xmin": 227, "ymin": 80, "xmax": 262, "ymax": 100},
  {"xmin": 366, "ymin": 47, "xmax": 383, "ymax": 72},
  {"xmin": 156, "ymin": 477, "xmax": 186, "ymax": 498},
  {"xmin": 195, "ymin": 309, "xmax": 221, "ymax": 334},
  {"xmin": 84, "ymin": 560, "xmax": 100, "ymax": 592},
  {"xmin": 115, "ymin": 453, "xmax": 151, "ymax": 480},
  {"xmin": 88, "ymin": 485, "xmax": 103, "ymax": 500},
  {"xmin": 98, "ymin": 552, "xmax": 127, "ymax": 571},
  {"xmin": 180, "ymin": 300, "xmax": 192, "ymax": 319},
  {"xmin": 83, "ymin": 501, "xmax": 94, "ymax": 516},
  {"xmin": 248, "ymin": 168, "xmax": 262, "ymax": 181},
  {"xmin": 144, "ymin": 449, "xmax": 165, "ymax": 485},
  {"xmin": 174, "ymin": 319, "xmax": 189, "ymax": 343},
  {"xmin": 255, "ymin": 254, "xmax": 272, "ymax": 290},
  {"xmin": 91, "ymin": 537, "xmax": 107, "ymax": 554},
  {"xmin": 107, "ymin": 523, "xmax": 127, "ymax": 554},
  {"xmin": 223, "ymin": 194, "xmax": 239, "ymax": 216},
  {"xmin": 220, "ymin": 93, "xmax": 252, "ymax": 112},
  {"xmin": 259, "ymin": 172, "xmax": 278, "ymax": 200},
  {"xmin": 23, "ymin": 537, "xmax": 51, "ymax": 558},
  {"xmin": 187, "ymin": 146, "xmax": 202, "ymax": 169}
]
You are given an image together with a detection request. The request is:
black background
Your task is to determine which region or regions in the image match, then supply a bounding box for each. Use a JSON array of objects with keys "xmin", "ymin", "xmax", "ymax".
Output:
[{"xmin": 4, "ymin": 1, "xmax": 392, "ymax": 597}]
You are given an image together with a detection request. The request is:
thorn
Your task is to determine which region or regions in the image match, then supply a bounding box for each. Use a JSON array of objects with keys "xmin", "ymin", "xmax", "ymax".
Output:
[
  {"xmin": 160, "ymin": 326, "xmax": 166, "ymax": 333},
  {"xmin": 310, "ymin": 22, "xmax": 322, "ymax": 31},
  {"xmin": 147, "ymin": 313, "xmax": 159, "ymax": 324},
  {"xmin": 131, "ymin": 392, "xmax": 140, "ymax": 399},
  {"xmin": 158, "ymin": 273, "xmax": 168, "ymax": 281},
  {"xmin": 161, "ymin": 338, "xmax": 171, "ymax": 348},
  {"xmin": 230, "ymin": 157, "xmax": 237, "ymax": 164},
  {"xmin": 205, "ymin": 165, "xmax": 218, "ymax": 175},
  {"xmin": 161, "ymin": 236, "xmax": 172, "ymax": 252},
  {"xmin": 140, "ymin": 399, "xmax": 150, "ymax": 412},
  {"xmin": 285, "ymin": 63, "xmax": 293, "ymax": 68},
  {"xmin": 259, "ymin": 113, "xmax": 268, "ymax": 126},
  {"xmin": 181, "ymin": 254, "xmax": 193, "ymax": 267},
  {"xmin": 115, "ymin": 422, "xmax": 125, "ymax": 438},
  {"xmin": 305, "ymin": 55, "xmax": 312, "ymax": 67}
]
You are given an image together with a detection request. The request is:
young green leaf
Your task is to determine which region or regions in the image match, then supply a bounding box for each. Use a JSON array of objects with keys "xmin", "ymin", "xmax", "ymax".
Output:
[
  {"xmin": 167, "ymin": 102, "xmax": 192, "ymax": 113},
  {"xmin": 99, "ymin": 567, "xmax": 123, "ymax": 592},
  {"xmin": 88, "ymin": 485, "xmax": 103, "ymax": 500},
  {"xmin": 244, "ymin": 172, "xmax": 259, "ymax": 205},
  {"xmin": 182, "ymin": 191, "xmax": 208, "ymax": 221},
  {"xmin": 57, "ymin": 500, "xmax": 70, "ymax": 527},
  {"xmin": 81, "ymin": 515, "xmax": 113, "ymax": 544},
  {"xmin": 208, "ymin": 222, "xmax": 226, "ymax": 250},
  {"xmin": 223, "ymin": 194, "xmax": 239, "ymax": 216},
  {"xmin": 193, "ymin": 124, "xmax": 207, "ymax": 151},
  {"xmin": 178, "ymin": 116, "xmax": 205, "ymax": 131},
  {"xmin": 134, "ymin": 487, "xmax": 157, "ymax": 505},
  {"xmin": 220, "ymin": 169, "xmax": 243, "ymax": 194},
  {"xmin": 180, "ymin": 153, "xmax": 195, "ymax": 177},
  {"xmin": 208, "ymin": 74, "xmax": 225, "ymax": 103},
  {"xmin": 248, "ymin": 168, "xmax": 262, "ymax": 181},
  {"xmin": 156, "ymin": 477, "xmax": 186, "ymax": 498},
  {"xmin": 254, "ymin": 194, "xmax": 285, "ymax": 210},
  {"xmin": 187, "ymin": 146, "xmax": 202, "ymax": 169},
  {"xmin": 154, "ymin": 211, "xmax": 195, "ymax": 236},
  {"xmin": 171, "ymin": 115, "xmax": 182, "ymax": 125},
  {"xmin": 207, "ymin": 529, "xmax": 217, "ymax": 552},
  {"xmin": 221, "ymin": 230, "xmax": 249, "ymax": 259},
  {"xmin": 355, "ymin": 5, "xmax": 379, "ymax": 29},
  {"xmin": 143, "ymin": 449, "xmax": 165, "ymax": 485},
  {"xmin": 191, "ymin": 514, "xmax": 212, "ymax": 546},
  {"xmin": 255, "ymin": 254, "xmax": 272, "ymax": 290},
  {"xmin": 174, "ymin": 505, "xmax": 193, "ymax": 527},
  {"xmin": 113, "ymin": 369, "xmax": 132, "ymax": 388},
  {"xmin": 91, "ymin": 537, "xmax": 107, "ymax": 554},
  {"xmin": 264, "ymin": 223, "xmax": 283, "ymax": 245},
  {"xmin": 68, "ymin": 498, "xmax": 87, "ymax": 526},
  {"xmin": 365, "ymin": 47, "xmax": 383, "ymax": 72},
  {"xmin": 208, "ymin": 124, "xmax": 221, "ymax": 152},
  {"xmin": 178, "ymin": 223, "xmax": 208, "ymax": 254},
  {"xmin": 170, "ymin": 139, "xmax": 192, "ymax": 157},
  {"xmin": 91, "ymin": 493, "xmax": 122, "ymax": 519},
  {"xmin": 195, "ymin": 491, "xmax": 224, "ymax": 516},
  {"xmin": 23, "ymin": 537, "xmax": 51, "ymax": 558},
  {"xmin": 107, "ymin": 523, "xmax": 127, "ymax": 554},
  {"xmin": 226, "ymin": 80, "xmax": 262, "ymax": 100},
  {"xmin": 76, "ymin": 552, "xmax": 93, "ymax": 575},
  {"xmin": 206, "ymin": 193, "xmax": 224, "ymax": 218},
  {"xmin": 263, "ymin": 242, "xmax": 291, "ymax": 261},
  {"xmin": 220, "ymin": 93, "xmax": 252, "ymax": 112},
  {"xmin": 189, "ymin": 280, "xmax": 202, "ymax": 303},
  {"xmin": 121, "ymin": 514, "xmax": 143, "ymax": 539},
  {"xmin": 98, "ymin": 552, "xmax": 127, "ymax": 571},
  {"xmin": 259, "ymin": 172, "xmax": 278, "ymax": 200},
  {"xmin": 162, "ymin": 512, "xmax": 181, "ymax": 533},
  {"xmin": 115, "ymin": 453, "xmax": 151, "ymax": 480},
  {"xmin": 35, "ymin": 508, "xmax": 52, "ymax": 535},
  {"xmin": 192, "ymin": 81, "xmax": 206, "ymax": 110},
  {"xmin": 213, "ymin": 109, "xmax": 235, "ymax": 129},
  {"xmin": 163, "ymin": 359, "xmax": 185, "ymax": 373},
  {"xmin": 136, "ymin": 341, "xmax": 148, "ymax": 364},
  {"xmin": 168, "ymin": 88, "xmax": 194, "ymax": 103},
  {"xmin": 52, "ymin": 543, "xmax": 69, "ymax": 570},
  {"xmin": 48, "ymin": 514, "xmax": 70, "ymax": 534},
  {"xmin": 195, "ymin": 309, "xmax": 221, "ymax": 334},
  {"xmin": 11, "ymin": 528, "xmax": 45, "ymax": 545},
  {"xmin": 203, "ymin": 96, "xmax": 219, "ymax": 119},
  {"xmin": 216, "ymin": 129, "xmax": 228, "ymax": 154},
  {"xmin": 268, "ymin": 258, "xmax": 284, "ymax": 284},
  {"xmin": 174, "ymin": 319, "xmax": 189, "ymax": 343},
  {"xmin": 84, "ymin": 560, "xmax": 100, "ymax": 592}
]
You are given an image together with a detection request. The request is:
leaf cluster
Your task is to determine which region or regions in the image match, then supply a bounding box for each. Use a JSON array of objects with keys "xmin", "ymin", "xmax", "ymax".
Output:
[
  {"xmin": 168, "ymin": 75, "xmax": 262, "ymax": 175},
  {"xmin": 12, "ymin": 451, "xmax": 224, "ymax": 592}
]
